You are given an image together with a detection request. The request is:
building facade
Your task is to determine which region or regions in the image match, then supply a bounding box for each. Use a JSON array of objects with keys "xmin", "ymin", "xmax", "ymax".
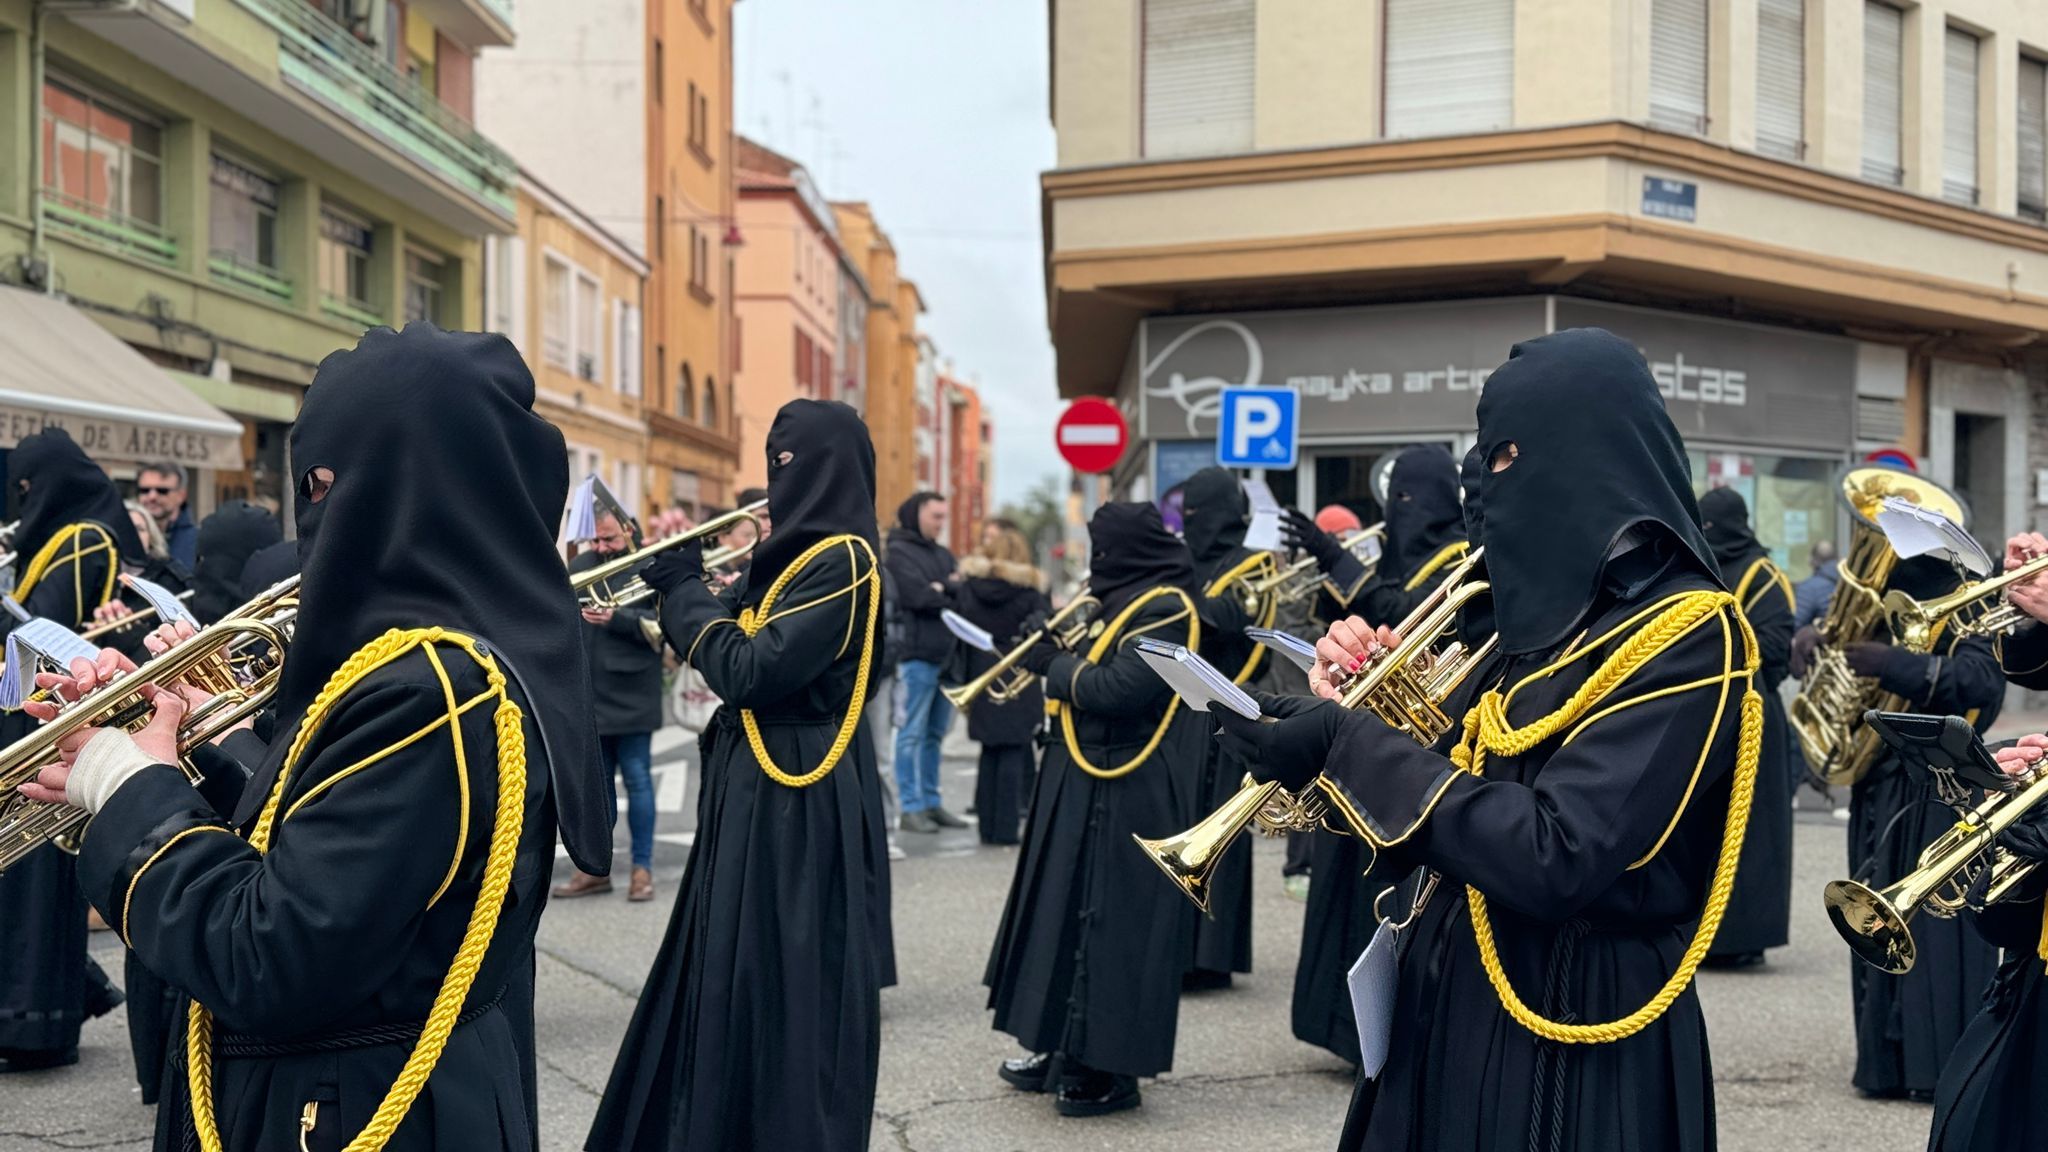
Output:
[
  {"xmin": 488, "ymin": 173, "xmax": 649, "ymax": 527},
  {"xmin": 478, "ymin": 0, "xmax": 739, "ymax": 522},
  {"xmin": 1048, "ymin": 0, "xmax": 2048, "ymax": 579},
  {"xmin": 835, "ymin": 200, "xmax": 927, "ymax": 525},
  {"xmin": 941, "ymin": 374, "xmax": 990, "ymax": 556},
  {"xmin": 731, "ymin": 135, "xmax": 866, "ymax": 490},
  {"xmin": 0, "ymin": 0, "xmax": 514, "ymax": 510}
]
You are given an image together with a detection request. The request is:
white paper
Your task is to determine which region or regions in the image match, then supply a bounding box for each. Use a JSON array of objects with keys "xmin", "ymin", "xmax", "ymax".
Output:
[
  {"xmin": 1875, "ymin": 496, "xmax": 1991, "ymax": 576},
  {"xmin": 1134, "ymin": 638, "xmax": 1261, "ymax": 719},
  {"xmin": 123, "ymin": 574, "xmax": 197, "ymax": 628},
  {"xmin": 942, "ymin": 609, "xmax": 996, "ymax": 653},
  {"xmin": 1350, "ymin": 920, "xmax": 1400, "ymax": 1081},
  {"xmin": 563, "ymin": 476, "xmax": 601, "ymax": 543},
  {"xmin": 1245, "ymin": 626, "xmax": 1319, "ymax": 673},
  {"xmin": 0, "ymin": 619, "xmax": 102, "ymax": 710},
  {"xmin": 1243, "ymin": 476, "xmax": 1283, "ymax": 553},
  {"xmin": 1346, "ymin": 530, "xmax": 1383, "ymax": 566}
]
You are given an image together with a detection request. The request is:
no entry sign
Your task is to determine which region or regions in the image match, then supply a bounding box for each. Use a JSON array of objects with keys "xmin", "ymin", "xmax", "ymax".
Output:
[{"xmin": 1056, "ymin": 397, "xmax": 1128, "ymax": 474}]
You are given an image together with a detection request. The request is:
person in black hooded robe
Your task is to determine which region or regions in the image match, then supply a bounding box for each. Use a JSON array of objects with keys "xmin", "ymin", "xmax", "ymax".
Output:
[
  {"xmin": 1219, "ymin": 328, "xmax": 1762, "ymax": 1152},
  {"xmin": 238, "ymin": 537, "xmax": 298, "ymax": 602},
  {"xmin": 1695, "ymin": 485, "xmax": 1796, "ymax": 967},
  {"xmin": 1349, "ymin": 446, "xmax": 1468, "ymax": 629},
  {"xmin": 983, "ymin": 501, "xmax": 1205, "ymax": 1118},
  {"xmin": 1179, "ymin": 465, "xmax": 1271, "ymax": 987},
  {"xmin": 22, "ymin": 324, "xmax": 611, "ymax": 1150},
  {"xmin": 187, "ymin": 501, "xmax": 282, "ymax": 625},
  {"xmin": 1790, "ymin": 552, "xmax": 2004, "ymax": 1100},
  {"xmin": 0, "ymin": 426, "xmax": 145, "ymax": 1073},
  {"xmin": 587, "ymin": 399, "xmax": 893, "ymax": 1152}
]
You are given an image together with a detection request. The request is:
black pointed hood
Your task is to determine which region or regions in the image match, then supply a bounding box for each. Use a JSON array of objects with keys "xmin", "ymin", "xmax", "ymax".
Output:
[
  {"xmin": 1180, "ymin": 466, "xmax": 1250, "ymax": 571},
  {"xmin": 1476, "ymin": 327, "xmax": 1718, "ymax": 654},
  {"xmin": 1087, "ymin": 501, "xmax": 1195, "ymax": 618},
  {"xmin": 9, "ymin": 426, "xmax": 145, "ymax": 568},
  {"xmin": 1698, "ymin": 486, "xmax": 1768, "ymax": 577},
  {"xmin": 741, "ymin": 400, "xmax": 879, "ymax": 609},
  {"xmin": 190, "ymin": 501, "xmax": 281, "ymax": 624},
  {"xmin": 1383, "ymin": 446, "xmax": 1464, "ymax": 581}
]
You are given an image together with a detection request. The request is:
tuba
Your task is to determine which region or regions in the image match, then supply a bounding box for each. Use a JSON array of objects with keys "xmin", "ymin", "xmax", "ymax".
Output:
[
  {"xmin": 1788, "ymin": 467, "xmax": 1968, "ymax": 788},
  {"xmin": 1134, "ymin": 547, "xmax": 1496, "ymax": 913},
  {"xmin": 941, "ymin": 596, "xmax": 1101, "ymax": 710},
  {"xmin": 0, "ymin": 577, "xmax": 298, "ymax": 873},
  {"xmin": 572, "ymin": 500, "xmax": 766, "ymax": 611}
]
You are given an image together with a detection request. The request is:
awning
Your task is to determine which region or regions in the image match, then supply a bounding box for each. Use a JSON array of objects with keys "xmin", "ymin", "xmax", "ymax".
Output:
[{"xmin": 0, "ymin": 286, "xmax": 245, "ymax": 469}]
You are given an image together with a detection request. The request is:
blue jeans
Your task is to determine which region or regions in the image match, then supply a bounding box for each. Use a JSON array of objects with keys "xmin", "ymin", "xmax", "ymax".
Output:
[
  {"xmin": 602, "ymin": 731, "xmax": 656, "ymax": 871},
  {"xmin": 893, "ymin": 659, "xmax": 953, "ymax": 814}
]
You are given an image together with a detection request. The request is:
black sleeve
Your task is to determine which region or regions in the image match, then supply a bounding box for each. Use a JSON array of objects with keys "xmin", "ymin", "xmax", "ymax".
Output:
[
  {"xmin": 1043, "ymin": 596, "xmax": 1193, "ymax": 714},
  {"xmin": 1317, "ymin": 603, "xmax": 1748, "ymax": 922},
  {"xmin": 1315, "ymin": 553, "xmax": 1372, "ymax": 619},
  {"xmin": 602, "ymin": 604, "xmax": 656, "ymax": 641},
  {"xmin": 1890, "ymin": 634, "xmax": 2004, "ymax": 714},
  {"xmin": 1355, "ymin": 577, "xmax": 1416, "ymax": 630},
  {"xmin": 1998, "ymin": 623, "xmax": 2048, "ymax": 689},
  {"xmin": 1741, "ymin": 562, "xmax": 1796, "ymax": 693},
  {"xmin": 1196, "ymin": 585, "xmax": 1254, "ymax": 640},
  {"xmin": 75, "ymin": 666, "xmax": 502, "ymax": 1037},
  {"xmin": 186, "ymin": 734, "xmax": 259, "ymax": 817},
  {"xmin": 661, "ymin": 541, "xmax": 875, "ymax": 709},
  {"xmin": 884, "ymin": 547, "xmax": 950, "ymax": 614}
]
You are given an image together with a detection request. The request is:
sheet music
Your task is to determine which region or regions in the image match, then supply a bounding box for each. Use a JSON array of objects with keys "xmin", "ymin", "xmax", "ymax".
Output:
[
  {"xmin": 942, "ymin": 609, "xmax": 996, "ymax": 653},
  {"xmin": 1134, "ymin": 638, "xmax": 1261, "ymax": 720},
  {"xmin": 1246, "ymin": 626, "xmax": 1319, "ymax": 673},
  {"xmin": 563, "ymin": 476, "xmax": 600, "ymax": 543},
  {"xmin": 1875, "ymin": 497, "xmax": 1992, "ymax": 576},
  {"xmin": 124, "ymin": 574, "xmax": 197, "ymax": 628},
  {"xmin": 0, "ymin": 619, "xmax": 102, "ymax": 711},
  {"xmin": 1243, "ymin": 476, "xmax": 1283, "ymax": 552}
]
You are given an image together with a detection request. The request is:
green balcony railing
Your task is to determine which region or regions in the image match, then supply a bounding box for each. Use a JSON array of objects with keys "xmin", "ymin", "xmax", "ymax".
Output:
[
  {"xmin": 41, "ymin": 194, "xmax": 178, "ymax": 265},
  {"xmin": 234, "ymin": 0, "xmax": 515, "ymax": 221},
  {"xmin": 209, "ymin": 252, "xmax": 295, "ymax": 303},
  {"xmin": 480, "ymin": 0, "xmax": 514, "ymax": 27}
]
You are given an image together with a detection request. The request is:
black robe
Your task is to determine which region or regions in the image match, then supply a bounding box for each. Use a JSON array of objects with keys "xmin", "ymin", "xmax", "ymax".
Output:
[
  {"xmin": 984, "ymin": 587, "xmax": 1204, "ymax": 1077},
  {"xmin": 1324, "ymin": 572, "xmax": 1748, "ymax": 1152},
  {"xmin": 1706, "ymin": 553, "xmax": 1796, "ymax": 959},
  {"xmin": 75, "ymin": 642, "xmax": 559, "ymax": 1152},
  {"xmin": 0, "ymin": 522, "xmax": 119, "ymax": 1065},
  {"xmin": 589, "ymin": 541, "xmax": 891, "ymax": 1152},
  {"xmin": 1847, "ymin": 630, "xmax": 2004, "ymax": 1098},
  {"xmin": 1188, "ymin": 543, "xmax": 1274, "ymax": 979}
]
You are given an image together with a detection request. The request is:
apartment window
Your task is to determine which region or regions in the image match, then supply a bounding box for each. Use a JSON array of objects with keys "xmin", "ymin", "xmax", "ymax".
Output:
[
  {"xmin": 653, "ymin": 39, "xmax": 664, "ymax": 105},
  {"xmin": 687, "ymin": 81, "xmax": 703, "ymax": 151},
  {"xmin": 679, "ymin": 364, "xmax": 696, "ymax": 420},
  {"xmin": 703, "ymin": 376, "xmax": 718, "ymax": 427},
  {"xmin": 1142, "ymin": 0, "xmax": 1254, "ymax": 159},
  {"xmin": 654, "ymin": 195, "xmax": 665, "ymax": 258},
  {"xmin": 616, "ymin": 302, "xmax": 642, "ymax": 395},
  {"xmin": 209, "ymin": 152, "xmax": 281, "ymax": 277},
  {"xmin": 318, "ymin": 205, "xmax": 376, "ymax": 317},
  {"xmin": 1384, "ymin": 0, "xmax": 1514, "ymax": 139},
  {"xmin": 575, "ymin": 272, "xmax": 602, "ymax": 381},
  {"xmin": 380, "ymin": 2, "xmax": 405, "ymax": 71},
  {"xmin": 41, "ymin": 76, "xmax": 165, "ymax": 237},
  {"xmin": 1943, "ymin": 27, "xmax": 1981, "ymax": 205},
  {"xmin": 2021, "ymin": 56, "xmax": 2047, "ymax": 222},
  {"xmin": 486, "ymin": 234, "xmax": 526, "ymax": 350},
  {"xmin": 795, "ymin": 330, "xmax": 812, "ymax": 397},
  {"xmin": 1862, "ymin": 2, "xmax": 1904, "ymax": 185},
  {"xmin": 1649, "ymin": 0, "xmax": 1709, "ymax": 135},
  {"xmin": 405, "ymin": 248, "xmax": 445, "ymax": 325},
  {"xmin": 1755, "ymin": 0, "xmax": 1805, "ymax": 160},
  {"xmin": 693, "ymin": 89, "xmax": 710, "ymax": 158},
  {"xmin": 543, "ymin": 256, "xmax": 572, "ymax": 367},
  {"xmin": 656, "ymin": 344, "xmax": 667, "ymax": 411}
]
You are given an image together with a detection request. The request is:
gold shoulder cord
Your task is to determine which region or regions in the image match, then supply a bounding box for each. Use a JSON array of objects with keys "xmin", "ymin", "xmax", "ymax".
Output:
[
  {"xmin": 733, "ymin": 534, "xmax": 881, "ymax": 788},
  {"xmin": 1058, "ymin": 585, "xmax": 1201, "ymax": 779},
  {"xmin": 1735, "ymin": 556, "xmax": 1795, "ymax": 616},
  {"xmin": 1448, "ymin": 590, "xmax": 1762, "ymax": 1044},
  {"xmin": 1204, "ymin": 552, "xmax": 1278, "ymax": 685},
  {"xmin": 1404, "ymin": 540, "xmax": 1471, "ymax": 593},
  {"xmin": 13, "ymin": 522, "xmax": 117, "ymax": 610},
  {"xmin": 186, "ymin": 630, "xmax": 527, "ymax": 1152}
]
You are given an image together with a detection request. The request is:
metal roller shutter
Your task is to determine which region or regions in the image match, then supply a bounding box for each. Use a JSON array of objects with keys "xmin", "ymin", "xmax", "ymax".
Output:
[
  {"xmin": 1649, "ymin": 0, "xmax": 1709, "ymax": 135},
  {"xmin": 1942, "ymin": 27, "xmax": 1980, "ymax": 205},
  {"xmin": 1861, "ymin": 2, "xmax": 1903, "ymax": 185},
  {"xmin": 1384, "ymin": 0, "xmax": 1513, "ymax": 139},
  {"xmin": 1755, "ymin": 0, "xmax": 1805, "ymax": 160},
  {"xmin": 1142, "ymin": 0, "xmax": 1256, "ymax": 159},
  {"xmin": 2020, "ymin": 57, "xmax": 2047, "ymax": 220}
]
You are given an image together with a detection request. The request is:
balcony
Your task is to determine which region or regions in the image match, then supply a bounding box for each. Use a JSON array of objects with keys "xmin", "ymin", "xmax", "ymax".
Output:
[
  {"xmin": 405, "ymin": 0, "xmax": 516, "ymax": 52},
  {"xmin": 65, "ymin": 0, "xmax": 515, "ymax": 235}
]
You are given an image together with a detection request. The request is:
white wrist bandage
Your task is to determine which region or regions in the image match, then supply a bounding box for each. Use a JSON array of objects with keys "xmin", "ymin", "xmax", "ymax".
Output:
[{"xmin": 67, "ymin": 729, "xmax": 157, "ymax": 814}]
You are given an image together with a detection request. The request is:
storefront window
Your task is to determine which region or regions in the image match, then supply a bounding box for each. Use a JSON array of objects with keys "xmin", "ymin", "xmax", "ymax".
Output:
[{"xmin": 1692, "ymin": 449, "xmax": 1839, "ymax": 582}]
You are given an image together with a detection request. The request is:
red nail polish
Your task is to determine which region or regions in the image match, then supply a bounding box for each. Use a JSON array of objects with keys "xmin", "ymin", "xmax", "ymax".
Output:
[{"xmin": 1348, "ymin": 657, "xmax": 1364, "ymax": 672}]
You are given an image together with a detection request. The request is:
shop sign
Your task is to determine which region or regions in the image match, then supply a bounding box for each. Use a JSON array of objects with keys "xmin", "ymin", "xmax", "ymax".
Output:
[{"xmin": 0, "ymin": 405, "xmax": 238, "ymax": 466}]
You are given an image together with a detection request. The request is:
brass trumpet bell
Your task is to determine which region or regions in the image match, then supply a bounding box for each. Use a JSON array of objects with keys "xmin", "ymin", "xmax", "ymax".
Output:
[
  {"xmin": 1823, "ymin": 878, "xmax": 1916, "ymax": 974},
  {"xmin": 941, "ymin": 596, "xmax": 1100, "ymax": 710},
  {"xmin": 1133, "ymin": 777, "xmax": 1290, "ymax": 916},
  {"xmin": 572, "ymin": 499, "xmax": 768, "ymax": 611}
]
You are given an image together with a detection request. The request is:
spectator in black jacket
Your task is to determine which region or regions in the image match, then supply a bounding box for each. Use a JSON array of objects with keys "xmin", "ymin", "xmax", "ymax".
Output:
[
  {"xmin": 953, "ymin": 524, "xmax": 1049, "ymax": 844},
  {"xmin": 555, "ymin": 509, "xmax": 664, "ymax": 902},
  {"xmin": 887, "ymin": 492, "xmax": 964, "ymax": 833}
]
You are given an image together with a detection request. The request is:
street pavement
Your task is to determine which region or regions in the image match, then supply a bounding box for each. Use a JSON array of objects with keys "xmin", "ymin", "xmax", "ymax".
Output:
[{"xmin": 0, "ymin": 727, "xmax": 1963, "ymax": 1151}]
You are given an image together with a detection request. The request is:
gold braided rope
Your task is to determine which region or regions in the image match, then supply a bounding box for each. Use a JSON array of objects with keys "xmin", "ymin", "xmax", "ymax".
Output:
[
  {"xmin": 186, "ymin": 628, "xmax": 527, "ymax": 1152},
  {"xmin": 733, "ymin": 535, "xmax": 880, "ymax": 788},
  {"xmin": 1203, "ymin": 552, "xmax": 1278, "ymax": 685},
  {"xmin": 1450, "ymin": 591, "xmax": 1762, "ymax": 1044},
  {"xmin": 13, "ymin": 522, "xmax": 117, "ymax": 605},
  {"xmin": 1058, "ymin": 586, "xmax": 1200, "ymax": 779}
]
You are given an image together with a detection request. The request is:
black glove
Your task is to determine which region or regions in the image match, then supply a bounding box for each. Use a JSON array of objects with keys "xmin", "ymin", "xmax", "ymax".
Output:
[
  {"xmin": 1016, "ymin": 633, "xmax": 1063, "ymax": 677},
  {"xmin": 1213, "ymin": 703, "xmax": 1347, "ymax": 792},
  {"xmin": 1789, "ymin": 626, "xmax": 1821, "ymax": 679},
  {"xmin": 1251, "ymin": 690, "xmax": 1330, "ymax": 720},
  {"xmin": 1281, "ymin": 507, "xmax": 1345, "ymax": 571},
  {"xmin": 642, "ymin": 537, "xmax": 705, "ymax": 597},
  {"xmin": 1013, "ymin": 610, "xmax": 1052, "ymax": 650},
  {"xmin": 1841, "ymin": 641, "xmax": 1934, "ymax": 699}
]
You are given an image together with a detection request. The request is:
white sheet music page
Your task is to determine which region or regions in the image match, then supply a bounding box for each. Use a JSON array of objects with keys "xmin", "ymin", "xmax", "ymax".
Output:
[
  {"xmin": 1134, "ymin": 638, "xmax": 1261, "ymax": 719},
  {"xmin": 942, "ymin": 609, "xmax": 996, "ymax": 653},
  {"xmin": 1875, "ymin": 497, "xmax": 1992, "ymax": 576},
  {"xmin": 1245, "ymin": 627, "xmax": 1318, "ymax": 673}
]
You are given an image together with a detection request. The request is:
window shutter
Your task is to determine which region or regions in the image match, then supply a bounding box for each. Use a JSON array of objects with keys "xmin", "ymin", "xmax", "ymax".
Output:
[
  {"xmin": 620, "ymin": 303, "xmax": 642, "ymax": 396},
  {"xmin": 2021, "ymin": 58, "xmax": 2047, "ymax": 221},
  {"xmin": 1755, "ymin": 0, "xmax": 1804, "ymax": 160},
  {"xmin": 1384, "ymin": 0, "xmax": 1514, "ymax": 139},
  {"xmin": 1862, "ymin": 3, "xmax": 1904, "ymax": 185},
  {"xmin": 607, "ymin": 300, "xmax": 621, "ymax": 391},
  {"xmin": 1649, "ymin": 0, "xmax": 1709, "ymax": 135},
  {"xmin": 1942, "ymin": 27, "xmax": 1980, "ymax": 205},
  {"xmin": 1141, "ymin": 0, "xmax": 1255, "ymax": 159}
]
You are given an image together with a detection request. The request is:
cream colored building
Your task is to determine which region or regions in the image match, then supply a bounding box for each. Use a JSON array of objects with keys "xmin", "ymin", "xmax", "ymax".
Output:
[{"xmin": 1048, "ymin": 0, "xmax": 2048, "ymax": 576}]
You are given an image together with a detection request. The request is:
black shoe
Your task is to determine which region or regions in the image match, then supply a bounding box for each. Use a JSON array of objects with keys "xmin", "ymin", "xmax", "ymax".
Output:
[
  {"xmin": 930, "ymin": 806, "xmax": 969, "ymax": 829},
  {"xmin": 1182, "ymin": 968, "xmax": 1233, "ymax": 992},
  {"xmin": 1701, "ymin": 951, "xmax": 1765, "ymax": 971},
  {"xmin": 998, "ymin": 1051, "xmax": 1056, "ymax": 1092},
  {"xmin": 0, "ymin": 1047, "xmax": 78, "ymax": 1074},
  {"xmin": 82, "ymin": 959, "xmax": 125, "ymax": 1019},
  {"xmin": 1054, "ymin": 1070, "xmax": 1141, "ymax": 1117},
  {"xmin": 901, "ymin": 810, "xmax": 940, "ymax": 834}
]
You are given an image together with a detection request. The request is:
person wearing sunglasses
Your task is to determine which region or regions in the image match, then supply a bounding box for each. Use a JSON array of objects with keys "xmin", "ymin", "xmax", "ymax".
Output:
[{"xmin": 135, "ymin": 462, "xmax": 195, "ymax": 569}]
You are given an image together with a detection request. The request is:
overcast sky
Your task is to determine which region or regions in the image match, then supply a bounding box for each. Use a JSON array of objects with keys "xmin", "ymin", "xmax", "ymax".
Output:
[{"xmin": 733, "ymin": 0, "xmax": 1062, "ymax": 508}]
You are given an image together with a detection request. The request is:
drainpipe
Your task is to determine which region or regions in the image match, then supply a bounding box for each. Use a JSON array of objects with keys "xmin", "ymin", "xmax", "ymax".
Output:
[{"xmin": 28, "ymin": 0, "xmax": 147, "ymax": 292}]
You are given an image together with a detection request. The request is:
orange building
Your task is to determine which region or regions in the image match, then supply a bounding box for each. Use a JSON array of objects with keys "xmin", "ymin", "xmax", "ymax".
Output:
[
  {"xmin": 941, "ymin": 377, "xmax": 991, "ymax": 556},
  {"xmin": 833, "ymin": 202, "xmax": 925, "ymax": 525}
]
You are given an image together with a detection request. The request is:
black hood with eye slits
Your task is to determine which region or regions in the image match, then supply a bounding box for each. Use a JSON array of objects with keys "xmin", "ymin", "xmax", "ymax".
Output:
[
  {"xmin": 1383, "ymin": 445, "xmax": 1464, "ymax": 582},
  {"xmin": 739, "ymin": 399, "xmax": 879, "ymax": 609},
  {"xmin": 9, "ymin": 426, "xmax": 145, "ymax": 568}
]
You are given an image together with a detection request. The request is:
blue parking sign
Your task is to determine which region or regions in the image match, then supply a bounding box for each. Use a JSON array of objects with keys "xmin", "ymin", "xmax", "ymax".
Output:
[{"xmin": 1216, "ymin": 386, "xmax": 1299, "ymax": 469}]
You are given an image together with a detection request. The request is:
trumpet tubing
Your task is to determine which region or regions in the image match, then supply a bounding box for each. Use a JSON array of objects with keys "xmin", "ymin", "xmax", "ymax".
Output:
[
  {"xmin": 941, "ymin": 596, "xmax": 1101, "ymax": 710},
  {"xmin": 1883, "ymin": 551, "xmax": 2048, "ymax": 652},
  {"xmin": 572, "ymin": 500, "xmax": 768, "ymax": 611}
]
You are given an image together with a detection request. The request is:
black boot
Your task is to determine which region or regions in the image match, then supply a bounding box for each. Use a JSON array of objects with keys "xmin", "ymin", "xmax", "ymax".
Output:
[
  {"xmin": 1054, "ymin": 1065, "xmax": 1141, "ymax": 1117},
  {"xmin": 997, "ymin": 1051, "xmax": 1056, "ymax": 1092}
]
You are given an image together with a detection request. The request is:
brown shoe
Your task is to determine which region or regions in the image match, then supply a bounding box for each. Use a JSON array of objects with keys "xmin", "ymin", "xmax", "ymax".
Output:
[
  {"xmin": 551, "ymin": 870, "xmax": 613, "ymax": 899},
  {"xmin": 628, "ymin": 867, "xmax": 655, "ymax": 902}
]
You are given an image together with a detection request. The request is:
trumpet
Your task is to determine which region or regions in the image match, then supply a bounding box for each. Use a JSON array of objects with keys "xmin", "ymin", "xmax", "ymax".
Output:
[
  {"xmin": 1883, "ymin": 551, "xmax": 2048, "ymax": 653},
  {"xmin": 1135, "ymin": 547, "xmax": 1496, "ymax": 914},
  {"xmin": 942, "ymin": 596, "xmax": 1101, "ymax": 710},
  {"xmin": 1825, "ymin": 758, "xmax": 2048, "ymax": 973},
  {"xmin": 572, "ymin": 500, "xmax": 766, "ymax": 611},
  {"xmin": 1244, "ymin": 525, "xmax": 1386, "ymax": 605},
  {"xmin": 0, "ymin": 576, "xmax": 298, "ymax": 873},
  {"xmin": 78, "ymin": 588, "xmax": 196, "ymax": 644}
]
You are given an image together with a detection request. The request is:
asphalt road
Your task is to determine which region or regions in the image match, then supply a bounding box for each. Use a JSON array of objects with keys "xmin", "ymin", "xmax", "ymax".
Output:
[{"xmin": 0, "ymin": 735, "xmax": 1956, "ymax": 1151}]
